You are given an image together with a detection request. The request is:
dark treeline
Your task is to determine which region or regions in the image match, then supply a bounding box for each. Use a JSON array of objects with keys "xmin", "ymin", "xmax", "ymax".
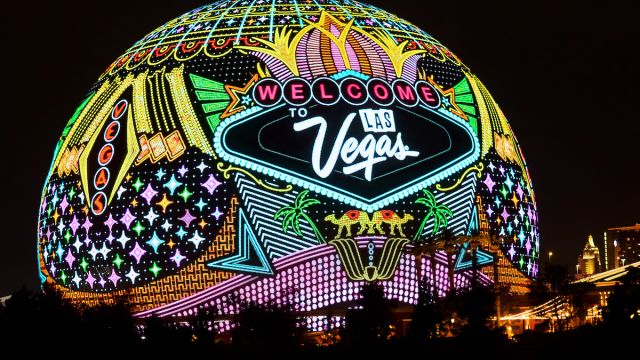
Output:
[{"xmin": 1, "ymin": 269, "xmax": 639, "ymax": 357}]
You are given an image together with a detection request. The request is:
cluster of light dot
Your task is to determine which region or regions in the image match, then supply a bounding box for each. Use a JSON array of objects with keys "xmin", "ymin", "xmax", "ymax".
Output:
[{"xmin": 170, "ymin": 252, "xmax": 491, "ymax": 325}]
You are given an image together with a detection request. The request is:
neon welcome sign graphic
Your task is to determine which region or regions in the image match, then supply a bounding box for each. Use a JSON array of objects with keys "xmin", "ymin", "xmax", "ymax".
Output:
[
  {"xmin": 251, "ymin": 77, "xmax": 441, "ymax": 181},
  {"xmin": 214, "ymin": 71, "xmax": 480, "ymax": 212}
]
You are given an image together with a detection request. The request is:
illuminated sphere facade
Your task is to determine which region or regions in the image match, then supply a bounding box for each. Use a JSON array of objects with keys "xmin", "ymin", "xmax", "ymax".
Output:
[{"xmin": 38, "ymin": 0, "xmax": 539, "ymax": 320}]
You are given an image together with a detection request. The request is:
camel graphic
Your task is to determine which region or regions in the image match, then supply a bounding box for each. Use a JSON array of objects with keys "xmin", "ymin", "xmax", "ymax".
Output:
[
  {"xmin": 324, "ymin": 210, "xmax": 370, "ymax": 238},
  {"xmin": 325, "ymin": 210, "xmax": 414, "ymax": 239},
  {"xmin": 369, "ymin": 210, "xmax": 414, "ymax": 237}
]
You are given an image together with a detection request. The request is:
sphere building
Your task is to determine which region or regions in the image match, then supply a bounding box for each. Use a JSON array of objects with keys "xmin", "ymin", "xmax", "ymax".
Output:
[{"xmin": 38, "ymin": 0, "xmax": 539, "ymax": 322}]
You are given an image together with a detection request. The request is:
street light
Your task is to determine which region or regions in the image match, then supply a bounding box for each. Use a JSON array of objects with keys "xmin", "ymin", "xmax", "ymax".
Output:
[{"xmin": 548, "ymin": 251, "xmax": 553, "ymax": 263}]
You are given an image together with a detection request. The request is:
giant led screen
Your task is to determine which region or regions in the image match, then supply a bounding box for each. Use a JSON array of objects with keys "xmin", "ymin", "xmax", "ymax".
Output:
[{"xmin": 38, "ymin": 0, "xmax": 539, "ymax": 320}]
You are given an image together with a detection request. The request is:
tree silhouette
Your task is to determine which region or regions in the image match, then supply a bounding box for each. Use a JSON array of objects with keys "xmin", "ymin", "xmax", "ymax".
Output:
[
  {"xmin": 528, "ymin": 263, "xmax": 572, "ymax": 332},
  {"xmin": 230, "ymin": 299, "xmax": 303, "ymax": 351},
  {"xmin": 602, "ymin": 267, "xmax": 640, "ymax": 327},
  {"xmin": 189, "ymin": 306, "xmax": 219, "ymax": 345},
  {"xmin": 413, "ymin": 189, "xmax": 453, "ymax": 241},
  {"xmin": 343, "ymin": 282, "xmax": 396, "ymax": 346},
  {"xmin": 274, "ymin": 189, "xmax": 325, "ymax": 244},
  {"xmin": 0, "ymin": 285, "xmax": 82, "ymax": 353},
  {"xmin": 407, "ymin": 276, "xmax": 443, "ymax": 344}
]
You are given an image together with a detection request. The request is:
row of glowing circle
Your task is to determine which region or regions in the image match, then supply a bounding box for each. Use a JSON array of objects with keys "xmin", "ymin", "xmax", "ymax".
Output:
[{"xmin": 252, "ymin": 76, "xmax": 443, "ymax": 108}]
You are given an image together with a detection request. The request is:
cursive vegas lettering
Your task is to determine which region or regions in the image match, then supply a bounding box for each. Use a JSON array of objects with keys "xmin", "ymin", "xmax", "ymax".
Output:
[{"xmin": 293, "ymin": 109, "xmax": 419, "ymax": 181}]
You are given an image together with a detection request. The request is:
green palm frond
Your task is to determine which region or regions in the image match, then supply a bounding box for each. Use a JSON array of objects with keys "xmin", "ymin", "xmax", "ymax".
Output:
[
  {"xmin": 281, "ymin": 212, "xmax": 296, "ymax": 234},
  {"xmin": 415, "ymin": 198, "xmax": 430, "ymax": 207},
  {"xmin": 299, "ymin": 198, "xmax": 320, "ymax": 209},
  {"xmin": 415, "ymin": 190, "xmax": 436, "ymax": 207},
  {"xmin": 414, "ymin": 189, "xmax": 454, "ymax": 240},
  {"xmin": 422, "ymin": 189, "xmax": 437, "ymax": 203},
  {"xmin": 274, "ymin": 190, "xmax": 325, "ymax": 243},
  {"xmin": 294, "ymin": 190, "xmax": 310, "ymax": 208},
  {"xmin": 274, "ymin": 205, "xmax": 295, "ymax": 220},
  {"xmin": 432, "ymin": 206, "xmax": 453, "ymax": 234},
  {"xmin": 436, "ymin": 205, "xmax": 453, "ymax": 218},
  {"xmin": 292, "ymin": 218, "xmax": 303, "ymax": 236}
]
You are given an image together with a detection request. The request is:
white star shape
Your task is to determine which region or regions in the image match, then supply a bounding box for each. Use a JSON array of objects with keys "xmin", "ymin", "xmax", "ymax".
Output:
[
  {"xmin": 144, "ymin": 208, "xmax": 160, "ymax": 225},
  {"xmin": 88, "ymin": 244, "xmax": 99, "ymax": 260},
  {"xmin": 170, "ymin": 249, "xmax": 187, "ymax": 267},
  {"xmin": 98, "ymin": 243, "xmax": 111, "ymax": 258},
  {"xmin": 116, "ymin": 232, "xmax": 130, "ymax": 248},
  {"xmin": 196, "ymin": 161, "xmax": 208, "ymax": 173},
  {"xmin": 72, "ymin": 272, "xmax": 82, "ymax": 288},
  {"xmin": 116, "ymin": 186, "xmax": 127, "ymax": 200},
  {"xmin": 161, "ymin": 220, "xmax": 172, "ymax": 232},
  {"xmin": 188, "ymin": 231, "xmax": 205, "ymax": 249},
  {"xmin": 72, "ymin": 237, "xmax": 83, "ymax": 252},
  {"xmin": 212, "ymin": 207, "xmax": 224, "ymax": 220},
  {"xmin": 125, "ymin": 266, "xmax": 139, "ymax": 284},
  {"xmin": 57, "ymin": 220, "xmax": 65, "ymax": 233}
]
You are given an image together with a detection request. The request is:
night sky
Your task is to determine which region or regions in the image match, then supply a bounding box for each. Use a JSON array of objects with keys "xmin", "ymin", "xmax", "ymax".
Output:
[{"xmin": 1, "ymin": 0, "xmax": 638, "ymax": 295}]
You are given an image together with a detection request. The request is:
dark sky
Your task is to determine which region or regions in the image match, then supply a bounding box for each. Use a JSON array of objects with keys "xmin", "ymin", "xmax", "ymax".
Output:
[{"xmin": 1, "ymin": 0, "xmax": 638, "ymax": 295}]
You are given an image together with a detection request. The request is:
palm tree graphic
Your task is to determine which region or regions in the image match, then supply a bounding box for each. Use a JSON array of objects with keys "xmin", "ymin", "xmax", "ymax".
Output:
[
  {"xmin": 274, "ymin": 190, "xmax": 325, "ymax": 244},
  {"xmin": 413, "ymin": 189, "xmax": 453, "ymax": 241}
]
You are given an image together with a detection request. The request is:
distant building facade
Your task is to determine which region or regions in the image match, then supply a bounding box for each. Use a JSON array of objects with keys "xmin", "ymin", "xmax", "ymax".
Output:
[
  {"xmin": 577, "ymin": 235, "xmax": 601, "ymax": 277},
  {"xmin": 607, "ymin": 224, "xmax": 640, "ymax": 268}
]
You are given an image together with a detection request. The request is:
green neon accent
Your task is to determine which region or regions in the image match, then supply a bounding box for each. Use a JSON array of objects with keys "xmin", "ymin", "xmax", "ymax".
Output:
[
  {"xmin": 189, "ymin": 73, "xmax": 226, "ymax": 91},
  {"xmin": 132, "ymin": 178, "xmax": 144, "ymax": 192},
  {"xmin": 189, "ymin": 73, "xmax": 231, "ymax": 133},
  {"xmin": 453, "ymin": 78, "xmax": 471, "ymax": 94},
  {"xmin": 133, "ymin": 221, "xmax": 145, "ymax": 236},
  {"xmin": 500, "ymin": 185, "xmax": 508, "ymax": 199},
  {"xmin": 274, "ymin": 190, "xmax": 325, "ymax": 244},
  {"xmin": 80, "ymin": 258, "xmax": 89, "ymax": 272},
  {"xmin": 64, "ymin": 230, "xmax": 72, "ymax": 243},
  {"xmin": 206, "ymin": 114, "xmax": 222, "ymax": 130},
  {"xmin": 149, "ymin": 262, "xmax": 162, "ymax": 277},
  {"xmin": 113, "ymin": 254, "xmax": 124, "ymax": 269},
  {"xmin": 68, "ymin": 187, "xmax": 76, "ymax": 199},
  {"xmin": 178, "ymin": 186, "xmax": 193, "ymax": 202},
  {"xmin": 413, "ymin": 189, "xmax": 453, "ymax": 241},
  {"xmin": 60, "ymin": 270, "xmax": 67, "ymax": 284},
  {"xmin": 457, "ymin": 103, "xmax": 476, "ymax": 115},
  {"xmin": 195, "ymin": 91, "xmax": 229, "ymax": 101},
  {"xmin": 61, "ymin": 93, "xmax": 94, "ymax": 138},
  {"xmin": 452, "ymin": 78, "xmax": 479, "ymax": 135},
  {"xmin": 202, "ymin": 102, "xmax": 228, "ymax": 113}
]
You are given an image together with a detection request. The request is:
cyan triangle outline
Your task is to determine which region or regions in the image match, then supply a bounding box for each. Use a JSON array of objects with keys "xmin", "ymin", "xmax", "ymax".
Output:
[
  {"xmin": 454, "ymin": 242, "xmax": 494, "ymax": 271},
  {"xmin": 207, "ymin": 207, "xmax": 274, "ymax": 275},
  {"xmin": 467, "ymin": 205, "xmax": 479, "ymax": 236}
]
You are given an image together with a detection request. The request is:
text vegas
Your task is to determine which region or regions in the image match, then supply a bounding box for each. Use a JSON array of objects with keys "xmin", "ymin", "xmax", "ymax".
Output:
[{"xmin": 252, "ymin": 76, "xmax": 442, "ymax": 181}]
